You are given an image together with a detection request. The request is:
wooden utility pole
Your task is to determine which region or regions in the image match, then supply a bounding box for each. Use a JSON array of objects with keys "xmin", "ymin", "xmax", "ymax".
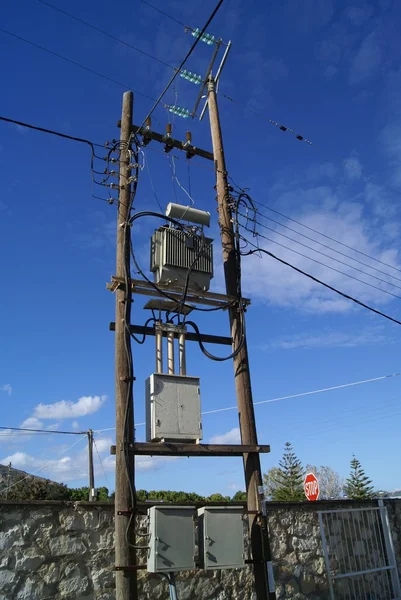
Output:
[
  {"xmin": 114, "ymin": 91, "xmax": 137, "ymax": 600},
  {"xmin": 208, "ymin": 76, "xmax": 276, "ymax": 600},
  {"xmin": 87, "ymin": 429, "xmax": 95, "ymax": 501}
]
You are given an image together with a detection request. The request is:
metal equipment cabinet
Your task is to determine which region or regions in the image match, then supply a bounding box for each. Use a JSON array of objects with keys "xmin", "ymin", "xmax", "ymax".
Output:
[
  {"xmin": 146, "ymin": 373, "xmax": 202, "ymax": 442},
  {"xmin": 198, "ymin": 506, "xmax": 245, "ymax": 570},
  {"xmin": 147, "ymin": 506, "xmax": 196, "ymax": 573}
]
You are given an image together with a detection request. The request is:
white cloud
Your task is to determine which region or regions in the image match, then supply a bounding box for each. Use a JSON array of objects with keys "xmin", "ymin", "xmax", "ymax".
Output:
[
  {"xmin": 71, "ymin": 421, "xmax": 80, "ymax": 431},
  {"xmin": 20, "ymin": 418, "xmax": 44, "ymax": 430},
  {"xmin": 241, "ymin": 198, "xmax": 401, "ymax": 313},
  {"xmin": 210, "ymin": 428, "xmax": 241, "ymax": 444},
  {"xmin": 1, "ymin": 384, "xmax": 12, "ymax": 396},
  {"xmin": 350, "ymin": 32, "xmax": 382, "ymax": 84},
  {"xmin": 262, "ymin": 328, "xmax": 392, "ymax": 351},
  {"xmin": 34, "ymin": 395, "xmax": 107, "ymax": 420}
]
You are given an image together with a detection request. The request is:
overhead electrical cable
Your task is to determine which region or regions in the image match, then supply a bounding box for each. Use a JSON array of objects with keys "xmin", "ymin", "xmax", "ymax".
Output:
[
  {"xmin": 138, "ymin": 0, "xmax": 226, "ymax": 127},
  {"xmin": 252, "ymin": 210, "xmax": 401, "ymax": 284},
  {"xmin": 240, "ymin": 236, "xmax": 401, "ymax": 327},
  {"xmin": 139, "ymin": 0, "xmax": 189, "ymax": 28},
  {"xmin": 0, "ymin": 425, "xmax": 87, "ymax": 435},
  {"xmin": 250, "ymin": 198, "xmax": 401, "ymax": 275},
  {"xmin": 240, "ymin": 225, "xmax": 401, "ymax": 301},
  {"xmin": 0, "ymin": 434, "xmax": 87, "ymax": 496},
  {"xmin": 37, "ymin": 0, "xmax": 175, "ymax": 70},
  {"xmin": 0, "ymin": 115, "xmax": 103, "ymax": 149},
  {"xmin": 238, "ymin": 212, "xmax": 401, "ymax": 292},
  {"xmin": 93, "ymin": 371, "xmax": 401, "ymax": 427},
  {"xmin": 0, "ymin": 28, "xmax": 157, "ymax": 101}
]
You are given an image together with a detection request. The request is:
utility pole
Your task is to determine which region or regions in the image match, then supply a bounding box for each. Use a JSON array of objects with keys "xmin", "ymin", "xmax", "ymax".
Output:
[
  {"xmin": 207, "ymin": 76, "xmax": 276, "ymax": 600},
  {"xmin": 114, "ymin": 91, "xmax": 137, "ymax": 600},
  {"xmin": 87, "ymin": 429, "xmax": 95, "ymax": 501}
]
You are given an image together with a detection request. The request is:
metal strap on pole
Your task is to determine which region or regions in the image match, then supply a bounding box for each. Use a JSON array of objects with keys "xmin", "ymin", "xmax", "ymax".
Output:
[{"xmin": 167, "ymin": 331, "xmax": 175, "ymax": 374}]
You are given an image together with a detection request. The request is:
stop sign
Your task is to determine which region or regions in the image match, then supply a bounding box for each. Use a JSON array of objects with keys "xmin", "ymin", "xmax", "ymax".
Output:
[{"xmin": 304, "ymin": 472, "xmax": 319, "ymax": 501}]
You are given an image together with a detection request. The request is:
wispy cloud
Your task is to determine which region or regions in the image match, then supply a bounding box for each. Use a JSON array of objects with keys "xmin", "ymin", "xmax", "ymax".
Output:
[
  {"xmin": 345, "ymin": 5, "xmax": 374, "ymax": 27},
  {"xmin": 350, "ymin": 31, "xmax": 383, "ymax": 84},
  {"xmin": 0, "ymin": 384, "xmax": 12, "ymax": 396},
  {"xmin": 210, "ymin": 428, "xmax": 240, "ymax": 444},
  {"xmin": 20, "ymin": 417, "xmax": 44, "ymax": 430},
  {"xmin": 260, "ymin": 328, "xmax": 392, "ymax": 351},
  {"xmin": 34, "ymin": 395, "xmax": 107, "ymax": 420}
]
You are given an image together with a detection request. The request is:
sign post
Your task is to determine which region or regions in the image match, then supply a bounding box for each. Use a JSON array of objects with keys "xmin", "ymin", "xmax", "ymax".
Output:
[{"xmin": 304, "ymin": 472, "xmax": 319, "ymax": 501}]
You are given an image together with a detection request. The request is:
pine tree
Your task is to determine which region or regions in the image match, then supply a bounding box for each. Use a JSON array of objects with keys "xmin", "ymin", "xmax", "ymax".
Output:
[
  {"xmin": 344, "ymin": 455, "xmax": 374, "ymax": 500},
  {"xmin": 271, "ymin": 442, "xmax": 304, "ymax": 501}
]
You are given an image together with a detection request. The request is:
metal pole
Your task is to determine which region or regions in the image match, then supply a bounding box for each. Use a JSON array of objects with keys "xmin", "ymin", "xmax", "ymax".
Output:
[
  {"xmin": 115, "ymin": 91, "xmax": 137, "ymax": 600},
  {"xmin": 156, "ymin": 326, "xmax": 163, "ymax": 374},
  {"xmin": 378, "ymin": 499, "xmax": 401, "ymax": 596},
  {"xmin": 178, "ymin": 330, "xmax": 186, "ymax": 376},
  {"xmin": 167, "ymin": 331, "xmax": 175, "ymax": 374},
  {"xmin": 87, "ymin": 429, "xmax": 95, "ymax": 501},
  {"xmin": 207, "ymin": 75, "xmax": 276, "ymax": 600}
]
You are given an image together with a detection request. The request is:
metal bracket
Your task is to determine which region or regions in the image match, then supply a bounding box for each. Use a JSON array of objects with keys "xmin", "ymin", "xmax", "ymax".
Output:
[
  {"xmin": 114, "ymin": 565, "xmax": 146, "ymax": 571},
  {"xmin": 117, "ymin": 509, "xmax": 135, "ymax": 516}
]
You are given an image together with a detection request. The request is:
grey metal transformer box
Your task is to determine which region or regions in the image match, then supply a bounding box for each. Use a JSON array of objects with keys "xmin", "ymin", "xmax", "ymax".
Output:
[
  {"xmin": 146, "ymin": 373, "xmax": 202, "ymax": 443},
  {"xmin": 198, "ymin": 506, "xmax": 245, "ymax": 570},
  {"xmin": 147, "ymin": 506, "xmax": 196, "ymax": 573},
  {"xmin": 150, "ymin": 226, "xmax": 214, "ymax": 292}
]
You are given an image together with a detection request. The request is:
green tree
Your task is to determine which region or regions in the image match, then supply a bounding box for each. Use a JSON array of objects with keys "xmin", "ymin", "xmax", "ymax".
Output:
[
  {"xmin": 231, "ymin": 491, "xmax": 247, "ymax": 501},
  {"xmin": 263, "ymin": 467, "xmax": 282, "ymax": 499},
  {"xmin": 344, "ymin": 456, "xmax": 374, "ymax": 500},
  {"xmin": 271, "ymin": 442, "xmax": 304, "ymax": 502}
]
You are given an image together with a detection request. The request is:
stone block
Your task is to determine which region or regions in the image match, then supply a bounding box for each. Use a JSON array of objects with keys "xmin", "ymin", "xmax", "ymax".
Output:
[
  {"xmin": 48, "ymin": 535, "xmax": 86, "ymax": 556},
  {"xmin": 15, "ymin": 554, "xmax": 46, "ymax": 571}
]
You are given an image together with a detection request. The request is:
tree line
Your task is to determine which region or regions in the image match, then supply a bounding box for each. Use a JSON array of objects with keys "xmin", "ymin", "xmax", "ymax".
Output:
[
  {"xmin": 1, "ymin": 443, "xmax": 376, "ymax": 502},
  {"xmin": 264, "ymin": 442, "xmax": 375, "ymax": 501}
]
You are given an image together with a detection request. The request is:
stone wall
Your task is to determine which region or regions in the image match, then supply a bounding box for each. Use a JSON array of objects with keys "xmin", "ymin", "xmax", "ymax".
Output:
[{"xmin": 0, "ymin": 499, "xmax": 400, "ymax": 600}]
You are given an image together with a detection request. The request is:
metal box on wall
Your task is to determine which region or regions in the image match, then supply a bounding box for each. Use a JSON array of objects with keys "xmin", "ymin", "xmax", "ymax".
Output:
[
  {"xmin": 146, "ymin": 373, "xmax": 202, "ymax": 442},
  {"xmin": 198, "ymin": 506, "xmax": 245, "ymax": 570},
  {"xmin": 147, "ymin": 506, "xmax": 196, "ymax": 573}
]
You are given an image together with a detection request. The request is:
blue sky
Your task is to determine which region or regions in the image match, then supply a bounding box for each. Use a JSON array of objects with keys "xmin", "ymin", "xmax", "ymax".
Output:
[{"xmin": 1, "ymin": 0, "xmax": 401, "ymax": 496}]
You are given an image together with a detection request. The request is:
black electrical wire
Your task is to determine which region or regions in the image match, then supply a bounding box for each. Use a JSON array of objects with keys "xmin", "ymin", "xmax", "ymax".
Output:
[
  {"xmin": 240, "ymin": 223, "xmax": 401, "ymax": 301},
  {"xmin": 37, "ymin": 0, "xmax": 175, "ymax": 70},
  {"xmin": 0, "ymin": 425, "xmax": 87, "ymax": 435},
  {"xmin": 185, "ymin": 318, "xmax": 245, "ymax": 361},
  {"xmin": 139, "ymin": 0, "xmax": 188, "ymax": 28},
  {"xmin": 137, "ymin": 0, "xmax": 226, "ymax": 128},
  {"xmin": 241, "ymin": 237, "xmax": 401, "ymax": 327},
  {"xmin": 130, "ymin": 317, "xmax": 156, "ymax": 344},
  {"xmin": 238, "ymin": 212, "xmax": 401, "ymax": 293},
  {"xmin": 0, "ymin": 115, "xmax": 103, "ymax": 149},
  {"xmin": 0, "ymin": 28, "xmax": 157, "ymax": 102}
]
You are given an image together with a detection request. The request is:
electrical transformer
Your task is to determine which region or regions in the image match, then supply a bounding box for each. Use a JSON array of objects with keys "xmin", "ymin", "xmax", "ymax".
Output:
[
  {"xmin": 146, "ymin": 373, "xmax": 202, "ymax": 443},
  {"xmin": 147, "ymin": 506, "xmax": 196, "ymax": 573},
  {"xmin": 150, "ymin": 226, "xmax": 213, "ymax": 292},
  {"xmin": 198, "ymin": 507, "xmax": 245, "ymax": 570}
]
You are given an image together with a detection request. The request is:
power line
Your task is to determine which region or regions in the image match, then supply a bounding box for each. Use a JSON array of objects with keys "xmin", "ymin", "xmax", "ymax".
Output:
[
  {"xmin": 37, "ymin": 0, "xmax": 175, "ymax": 71},
  {"xmin": 241, "ymin": 236, "xmax": 401, "ymax": 326},
  {"xmin": 139, "ymin": 0, "xmax": 226, "ymax": 127},
  {"xmin": 241, "ymin": 224, "xmax": 401, "ymax": 301},
  {"xmin": 94, "ymin": 371, "xmax": 401, "ymax": 425},
  {"xmin": 0, "ymin": 434, "xmax": 87, "ymax": 496},
  {"xmin": 250, "ymin": 198, "xmax": 401, "ymax": 275},
  {"xmin": 139, "ymin": 0, "xmax": 188, "ymax": 28},
  {"xmin": 0, "ymin": 425, "xmax": 87, "ymax": 435},
  {"xmin": 222, "ymin": 94, "xmax": 401, "ymax": 201},
  {"xmin": 93, "ymin": 437, "xmax": 112, "ymax": 490},
  {"xmin": 202, "ymin": 372, "xmax": 401, "ymax": 415},
  {"xmin": 239, "ymin": 212, "xmax": 401, "ymax": 292},
  {"xmin": 0, "ymin": 28, "xmax": 157, "ymax": 101},
  {"xmin": 252, "ymin": 209, "xmax": 401, "ymax": 284},
  {"xmin": 0, "ymin": 115, "xmax": 103, "ymax": 149}
]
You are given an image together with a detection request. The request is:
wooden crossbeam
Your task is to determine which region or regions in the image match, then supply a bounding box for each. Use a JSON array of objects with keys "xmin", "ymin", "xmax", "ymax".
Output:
[
  {"xmin": 109, "ymin": 322, "xmax": 232, "ymax": 346},
  {"xmin": 110, "ymin": 443, "xmax": 270, "ymax": 457}
]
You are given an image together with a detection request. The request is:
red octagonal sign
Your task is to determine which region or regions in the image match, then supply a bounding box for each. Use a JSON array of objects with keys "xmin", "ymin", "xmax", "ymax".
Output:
[{"xmin": 304, "ymin": 472, "xmax": 319, "ymax": 501}]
